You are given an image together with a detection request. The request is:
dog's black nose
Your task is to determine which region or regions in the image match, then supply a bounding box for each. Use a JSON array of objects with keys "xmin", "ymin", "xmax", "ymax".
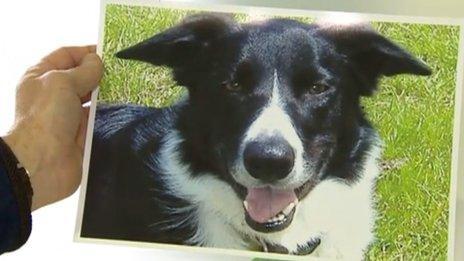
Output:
[{"xmin": 243, "ymin": 137, "xmax": 295, "ymax": 183}]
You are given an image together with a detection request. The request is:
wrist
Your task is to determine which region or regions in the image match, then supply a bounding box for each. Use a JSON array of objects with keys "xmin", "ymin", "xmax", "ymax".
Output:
[
  {"xmin": 3, "ymin": 122, "xmax": 46, "ymax": 175},
  {"xmin": 3, "ymin": 127, "xmax": 48, "ymax": 210}
]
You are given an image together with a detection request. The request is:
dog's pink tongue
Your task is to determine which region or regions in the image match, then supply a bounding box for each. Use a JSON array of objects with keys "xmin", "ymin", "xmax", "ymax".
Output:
[{"xmin": 245, "ymin": 187, "xmax": 297, "ymax": 223}]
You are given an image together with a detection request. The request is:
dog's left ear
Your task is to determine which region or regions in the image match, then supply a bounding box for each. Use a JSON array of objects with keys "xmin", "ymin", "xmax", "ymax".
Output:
[
  {"xmin": 317, "ymin": 23, "xmax": 432, "ymax": 96},
  {"xmin": 116, "ymin": 13, "xmax": 240, "ymax": 67}
]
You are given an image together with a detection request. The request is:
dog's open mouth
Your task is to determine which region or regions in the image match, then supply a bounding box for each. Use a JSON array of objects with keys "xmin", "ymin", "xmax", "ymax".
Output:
[
  {"xmin": 243, "ymin": 187, "xmax": 298, "ymax": 233},
  {"xmin": 241, "ymin": 180, "xmax": 315, "ymax": 233}
]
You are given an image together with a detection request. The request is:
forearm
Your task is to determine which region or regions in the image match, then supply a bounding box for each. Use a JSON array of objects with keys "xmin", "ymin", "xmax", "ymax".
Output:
[{"xmin": 0, "ymin": 45, "xmax": 102, "ymax": 255}]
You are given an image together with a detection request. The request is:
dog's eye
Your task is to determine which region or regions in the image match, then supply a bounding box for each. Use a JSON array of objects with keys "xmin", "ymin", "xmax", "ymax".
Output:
[
  {"xmin": 222, "ymin": 81, "xmax": 242, "ymax": 92},
  {"xmin": 308, "ymin": 84, "xmax": 330, "ymax": 95}
]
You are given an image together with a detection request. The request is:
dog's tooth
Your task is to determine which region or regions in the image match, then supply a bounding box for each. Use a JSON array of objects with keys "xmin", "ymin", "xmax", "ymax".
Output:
[
  {"xmin": 277, "ymin": 214, "xmax": 285, "ymax": 221},
  {"xmin": 283, "ymin": 202, "xmax": 295, "ymax": 216},
  {"xmin": 243, "ymin": 201, "xmax": 249, "ymax": 211}
]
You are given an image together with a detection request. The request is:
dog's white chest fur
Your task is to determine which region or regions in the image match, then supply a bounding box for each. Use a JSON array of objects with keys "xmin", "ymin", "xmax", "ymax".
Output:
[{"xmin": 158, "ymin": 131, "xmax": 381, "ymax": 260}]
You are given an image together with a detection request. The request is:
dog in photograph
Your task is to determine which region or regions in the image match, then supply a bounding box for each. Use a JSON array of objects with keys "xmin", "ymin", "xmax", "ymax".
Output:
[{"xmin": 81, "ymin": 14, "xmax": 431, "ymax": 259}]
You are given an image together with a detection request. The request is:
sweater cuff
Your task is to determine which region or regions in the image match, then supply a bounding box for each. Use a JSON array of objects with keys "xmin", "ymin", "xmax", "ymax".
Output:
[{"xmin": 0, "ymin": 138, "xmax": 33, "ymax": 254}]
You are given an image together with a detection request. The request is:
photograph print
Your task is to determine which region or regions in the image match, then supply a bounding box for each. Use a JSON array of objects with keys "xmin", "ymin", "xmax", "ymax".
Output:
[{"xmin": 78, "ymin": 2, "xmax": 460, "ymax": 260}]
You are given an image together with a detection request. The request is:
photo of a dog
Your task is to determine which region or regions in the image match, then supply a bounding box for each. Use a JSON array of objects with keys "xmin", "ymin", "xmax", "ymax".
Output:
[{"xmin": 79, "ymin": 4, "xmax": 458, "ymax": 260}]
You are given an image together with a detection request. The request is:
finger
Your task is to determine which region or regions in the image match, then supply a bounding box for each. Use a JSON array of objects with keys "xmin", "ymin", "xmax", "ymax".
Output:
[
  {"xmin": 25, "ymin": 45, "xmax": 96, "ymax": 78},
  {"xmin": 66, "ymin": 53, "xmax": 103, "ymax": 97},
  {"xmin": 76, "ymin": 106, "xmax": 90, "ymax": 153},
  {"xmin": 80, "ymin": 92, "xmax": 92, "ymax": 104}
]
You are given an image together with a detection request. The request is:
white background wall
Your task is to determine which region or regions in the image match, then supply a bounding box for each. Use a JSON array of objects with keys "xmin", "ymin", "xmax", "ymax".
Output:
[
  {"xmin": 0, "ymin": 1, "xmax": 241, "ymax": 260},
  {"xmin": 0, "ymin": 1, "xmax": 462, "ymax": 261}
]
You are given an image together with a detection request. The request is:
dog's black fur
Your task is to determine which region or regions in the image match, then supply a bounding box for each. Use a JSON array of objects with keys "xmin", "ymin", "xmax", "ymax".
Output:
[
  {"xmin": 82, "ymin": 104, "xmax": 196, "ymax": 243},
  {"xmin": 81, "ymin": 14, "xmax": 430, "ymax": 253}
]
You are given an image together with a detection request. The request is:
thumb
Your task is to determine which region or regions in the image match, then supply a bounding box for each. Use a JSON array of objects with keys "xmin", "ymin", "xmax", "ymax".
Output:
[{"xmin": 66, "ymin": 53, "xmax": 104, "ymax": 97}]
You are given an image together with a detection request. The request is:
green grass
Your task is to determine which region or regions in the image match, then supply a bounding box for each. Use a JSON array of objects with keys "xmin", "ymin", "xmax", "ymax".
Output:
[
  {"xmin": 364, "ymin": 22, "xmax": 458, "ymax": 260},
  {"xmin": 100, "ymin": 4, "xmax": 459, "ymax": 260}
]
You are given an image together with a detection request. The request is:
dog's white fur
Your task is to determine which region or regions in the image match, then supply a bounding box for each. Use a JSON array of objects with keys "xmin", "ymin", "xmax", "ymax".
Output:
[{"xmin": 157, "ymin": 129, "xmax": 381, "ymax": 260}]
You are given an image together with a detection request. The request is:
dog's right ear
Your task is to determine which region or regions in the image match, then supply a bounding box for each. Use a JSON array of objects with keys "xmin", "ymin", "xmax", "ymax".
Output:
[
  {"xmin": 316, "ymin": 22, "xmax": 431, "ymax": 96},
  {"xmin": 115, "ymin": 14, "xmax": 239, "ymax": 67}
]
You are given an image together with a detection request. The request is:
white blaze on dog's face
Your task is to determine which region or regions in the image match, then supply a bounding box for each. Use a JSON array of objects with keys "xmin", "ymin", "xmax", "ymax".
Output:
[
  {"xmin": 116, "ymin": 13, "xmax": 431, "ymax": 254},
  {"xmin": 236, "ymin": 70, "xmax": 306, "ymax": 188},
  {"xmin": 232, "ymin": 69, "xmax": 311, "ymax": 232}
]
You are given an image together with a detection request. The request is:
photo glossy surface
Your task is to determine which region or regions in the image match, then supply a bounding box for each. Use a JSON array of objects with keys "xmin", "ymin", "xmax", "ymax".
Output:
[{"xmin": 77, "ymin": 3, "xmax": 460, "ymax": 260}]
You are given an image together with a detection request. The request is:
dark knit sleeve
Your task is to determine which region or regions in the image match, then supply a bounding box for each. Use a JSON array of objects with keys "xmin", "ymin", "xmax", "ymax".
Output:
[
  {"xmin": 0, "ymin": 163, "xmax": 21, "ymax": 254},
  {"xmin": 0, "ymin": 138, "xmax": 32, "ymax": 255}
]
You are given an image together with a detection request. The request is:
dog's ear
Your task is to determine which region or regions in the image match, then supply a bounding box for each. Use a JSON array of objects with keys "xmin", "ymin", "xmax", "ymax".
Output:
[
  {"xmin": 317, "ymin": 23, "xmax": 431, "ymax": 96},
  {"xmin": 116, "ymin": 13, "xmax": 240, "ymax": 67}
]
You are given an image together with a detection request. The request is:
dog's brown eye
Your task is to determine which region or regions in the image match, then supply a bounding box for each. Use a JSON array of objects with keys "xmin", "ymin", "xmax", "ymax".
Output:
[
  {"xmin": 222, "ymin": 81, "xmax": 242, "ymax": 92},
  {"xmin": 308, "ymin": 84, "xmax": 330, "ymax": 95}
]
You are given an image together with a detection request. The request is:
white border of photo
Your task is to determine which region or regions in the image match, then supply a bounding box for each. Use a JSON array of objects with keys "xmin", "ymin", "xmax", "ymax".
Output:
[{"xmin": 74, "ymin": 1, "xmax": 464, "ymax": 260}]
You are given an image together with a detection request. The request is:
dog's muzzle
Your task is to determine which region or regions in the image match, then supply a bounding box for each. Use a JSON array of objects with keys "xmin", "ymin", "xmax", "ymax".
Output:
[{"xmin": 241, "ymin": 136, "xmax": 299, "ymax": 233}]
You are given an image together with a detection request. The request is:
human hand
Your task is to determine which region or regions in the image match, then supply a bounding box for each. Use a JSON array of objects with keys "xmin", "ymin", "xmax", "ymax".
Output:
[{"xmin": 2, "ymin": 46, "xmax": 103, "ymax": 210}]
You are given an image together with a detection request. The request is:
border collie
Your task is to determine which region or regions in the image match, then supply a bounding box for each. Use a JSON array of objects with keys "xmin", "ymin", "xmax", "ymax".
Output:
[{"xmin": 81, "ymin": 14, "xmax": 431, "ymax": 259}]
